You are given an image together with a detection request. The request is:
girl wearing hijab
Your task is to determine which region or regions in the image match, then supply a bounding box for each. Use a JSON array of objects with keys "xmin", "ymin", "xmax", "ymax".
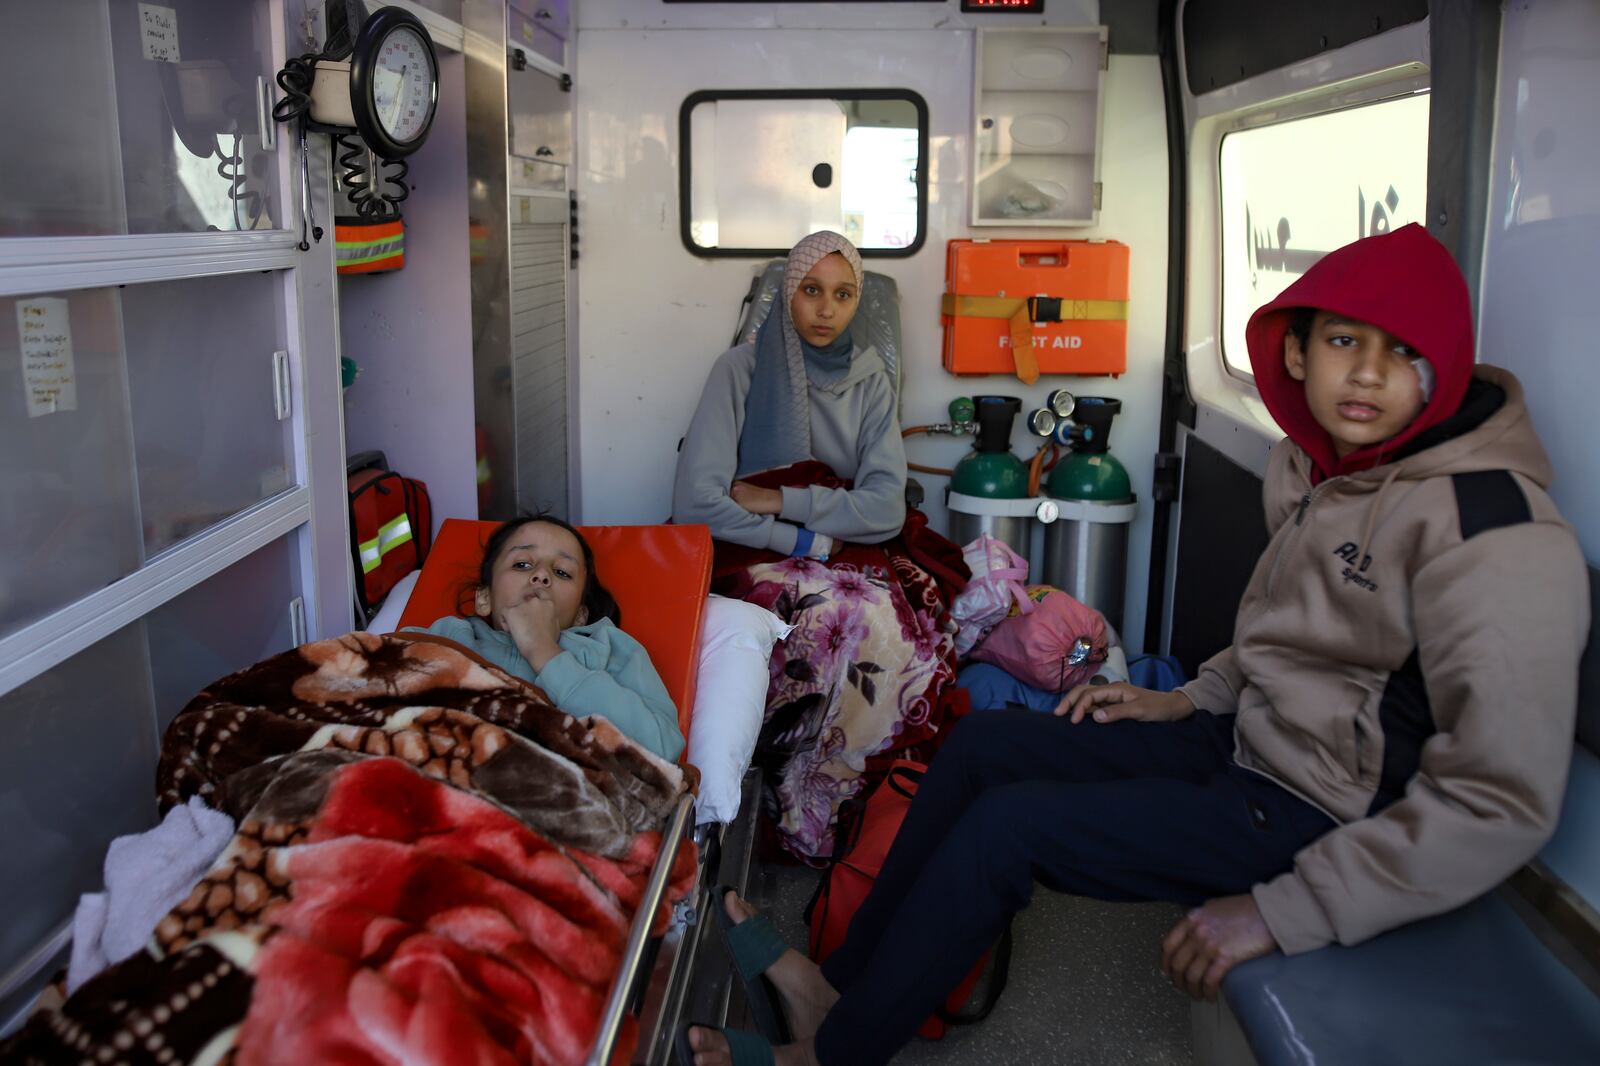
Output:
[
  {"xmin": 672, "ymin": 233, "xmax": 958, "ymax": 864},
  {"xmin": 672, "ymin": 230, "xmax": 907, "ymax": 555}
]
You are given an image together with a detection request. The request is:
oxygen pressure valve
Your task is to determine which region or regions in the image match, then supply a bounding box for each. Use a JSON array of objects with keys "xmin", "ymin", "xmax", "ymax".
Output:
[{"xmin": 946, "ymin": 396, "xmax": 977, "ymax": 434}]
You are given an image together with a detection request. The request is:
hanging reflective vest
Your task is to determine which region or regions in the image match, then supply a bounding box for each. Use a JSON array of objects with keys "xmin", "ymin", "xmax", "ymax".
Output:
[{"xmin": 335, "ymin": 217, "xmax": 406, "ymax": 274}]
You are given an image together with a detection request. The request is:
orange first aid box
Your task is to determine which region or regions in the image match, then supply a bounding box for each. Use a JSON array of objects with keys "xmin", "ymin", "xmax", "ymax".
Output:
[{"xmin": 941, "ymin": 239, "xmax": 1130, "ymax": 379}]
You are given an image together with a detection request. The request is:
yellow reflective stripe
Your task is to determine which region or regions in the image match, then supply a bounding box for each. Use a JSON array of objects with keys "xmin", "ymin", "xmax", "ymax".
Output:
[
  {"xmin": 941, "ymin": 294, "xmax": 1130, "ymax": 322},
  {"xmin": 377, "ymin": 514, "xmax": 413, "ymax": 556},
  {"xmin": 337, "ymin": 241, "xmax": 405, "ymax": 265},
  {"xmin": 337, "ymin": 231, "xmax": 405, "ymax": 250},
  {"xmin": 359, "ymin": 537, "xmax": 382, "ymax": 573},
  {"xmin": 476, "ymin": 457, "xmax": 491, "ymax": 484}
]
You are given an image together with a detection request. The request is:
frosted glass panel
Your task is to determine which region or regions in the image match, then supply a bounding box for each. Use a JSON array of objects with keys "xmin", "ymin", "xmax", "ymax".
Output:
[
  {"xmin": 0, "ymin": 290, "xmax": 143, "ymax": 641},
  {"xmin": 0, "ymin": 1, "xmax": 126, "ymax": 236},
  {"xmin": 0, "ymin": 623, "xmax": 158, "ymax": 975},
  {"xmin": 124, "ymin": 272, "xmax": 295, "ymax": 554},
  {"xmin": 0, "ymin": 0, "xmax": 280, "ymax": 237},
  {"xmin": 146, "ymin": 532, "xmax": 302, "ymax": 731}
]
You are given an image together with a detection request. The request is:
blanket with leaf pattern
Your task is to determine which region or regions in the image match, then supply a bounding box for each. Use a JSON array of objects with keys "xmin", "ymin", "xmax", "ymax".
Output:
[{"xmin": 1, "ymin": 632, "xmax": 696, "ymax": 1066}]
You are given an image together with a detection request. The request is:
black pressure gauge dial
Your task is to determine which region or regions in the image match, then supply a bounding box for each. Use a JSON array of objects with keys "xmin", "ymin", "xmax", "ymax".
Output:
[{"xmin": 348, "ymin": 6, "xmax": 438, "ymax": 159}]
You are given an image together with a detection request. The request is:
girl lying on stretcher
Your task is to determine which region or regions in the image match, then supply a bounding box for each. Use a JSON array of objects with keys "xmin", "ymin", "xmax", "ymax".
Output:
[{"xmin": 406, "ymin": 514, "xmax": 685, "ymax": 761}]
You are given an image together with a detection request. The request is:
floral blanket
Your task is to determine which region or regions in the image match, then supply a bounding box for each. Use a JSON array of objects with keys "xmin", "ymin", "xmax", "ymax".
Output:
[
  {"xmin": 2, "ymin": 632, "xmax": 696, "ymax": 1066},
  {"xmin": 714, "ymin": 463, "xmax": 969, "ymax": 861}
]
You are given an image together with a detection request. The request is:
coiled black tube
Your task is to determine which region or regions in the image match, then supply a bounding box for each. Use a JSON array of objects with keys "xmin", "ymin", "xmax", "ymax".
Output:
[
  {"xmin": 337, "ymin": 133, "xmax": 410, "ymax": 221},
  {"xmin": 216, "ymin": 134, "xmax": 265, "ymax": 229}
]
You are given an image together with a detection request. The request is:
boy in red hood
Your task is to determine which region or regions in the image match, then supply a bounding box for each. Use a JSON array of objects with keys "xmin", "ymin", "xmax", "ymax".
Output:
[{"xmin": 682, "ymin": 226, "xmax": 1589, "ymax": 1066}]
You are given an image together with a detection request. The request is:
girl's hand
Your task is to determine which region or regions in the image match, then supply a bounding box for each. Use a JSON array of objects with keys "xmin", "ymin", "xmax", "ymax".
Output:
[
  {"xmin": 730, "ymin": 481, "xmax": 783, "ymax": 515},
  {"xmin": 1054, "ymin": 682, "xmax": 1194, "ymax": 724},
  {"xmin": 500, "ymin": 596, "xmax": 564, "ymax": 671}
]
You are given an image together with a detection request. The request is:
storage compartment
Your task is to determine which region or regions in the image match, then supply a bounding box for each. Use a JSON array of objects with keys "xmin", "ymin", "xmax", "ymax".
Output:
[
  {"xmin": 508, "ymin": 63, "xmax": 572, "ymax": 164},
  {"xmin": 0, "ymin": 273, "xmax": 294, "ymax": 640},
  {"xmin": 942, "ymin": 238, "xmax": 1129, "ymax": 376},
  {"xmin": 509, "ymin": 0, "xmax": 567, "ymax": 68},
  {"xmin": 972, "ymin": 26, "xmax": 1107, "ymax": 227},
  {"xmin": 0, "ymin": 0, "xmax": 282, "ymax": 237}
]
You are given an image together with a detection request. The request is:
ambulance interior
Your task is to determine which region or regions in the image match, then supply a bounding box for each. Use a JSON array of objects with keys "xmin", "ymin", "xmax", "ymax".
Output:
[{"xmin": 3, "ymin": 1, "xmax": 1599, "ymax": 1064}]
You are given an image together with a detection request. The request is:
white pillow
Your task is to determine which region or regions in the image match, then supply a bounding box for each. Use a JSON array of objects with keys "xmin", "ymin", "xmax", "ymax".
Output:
[{"xmin": 688, "ymin": 595, "xmax": 792, "ymax": 825}]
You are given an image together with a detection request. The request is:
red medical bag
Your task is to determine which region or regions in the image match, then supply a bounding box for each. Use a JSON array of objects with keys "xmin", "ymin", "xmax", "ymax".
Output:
[
  {"xmin": 942, "ymin": 238, "xmax": 1130, "ymax": 381},
  {"xmin": 805, "ymin": 760, "xmax": 1013, "ymax": 1039},
  {"xmin": 348, "ymin": 451, "xmax": 433, "ymax": 619}
]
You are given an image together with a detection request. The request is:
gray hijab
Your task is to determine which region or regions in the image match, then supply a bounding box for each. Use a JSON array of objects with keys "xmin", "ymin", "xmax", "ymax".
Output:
[{"xmin": 738, "ymin": 231, "xmax": 865, "ymax": 477}]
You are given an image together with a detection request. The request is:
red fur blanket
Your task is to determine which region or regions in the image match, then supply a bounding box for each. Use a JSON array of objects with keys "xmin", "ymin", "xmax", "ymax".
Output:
[{"xmin": 3, "ymin": 633, "xmax": 696, "ymax": 1066}]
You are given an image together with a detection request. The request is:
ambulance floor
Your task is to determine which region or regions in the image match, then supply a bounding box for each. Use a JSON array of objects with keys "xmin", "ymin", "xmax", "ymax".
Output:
[{"xmin": 747, "ymin": 862, "xmax": 1196, "ymax": 1065}]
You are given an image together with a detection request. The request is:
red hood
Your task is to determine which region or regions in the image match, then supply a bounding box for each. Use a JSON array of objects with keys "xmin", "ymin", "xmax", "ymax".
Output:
[{"xmin": 1246, "ymin": 223, "xmax": 1474, "ymax": 480}]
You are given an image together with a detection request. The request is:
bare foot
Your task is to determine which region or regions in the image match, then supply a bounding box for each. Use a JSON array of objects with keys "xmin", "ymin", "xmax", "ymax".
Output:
[
  {"xmin": 724, "ymin": 891, "xmax": 840, "ymax": 1040},
  {"xmin": 685, "ymin": 1026, "xmax": 819, "ymax": 1066}
]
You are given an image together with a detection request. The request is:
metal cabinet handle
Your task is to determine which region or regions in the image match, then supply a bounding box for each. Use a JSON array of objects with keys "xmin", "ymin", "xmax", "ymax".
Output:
[
  {"xmin": 536, "ymin": 146, "xmax": 554, "ymax": 157},
  {"xmin": 536, "ymin": 7, "xmax": 552, "ymax": 18}
]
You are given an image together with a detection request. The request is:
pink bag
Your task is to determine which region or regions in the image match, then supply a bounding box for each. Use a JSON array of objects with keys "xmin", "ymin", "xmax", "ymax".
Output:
[
  {"xmin": 950, "ymin": 535, "xmax": 1033, "ymax": 656},
  {"xmin": 970, "ymin": 586, "xmax": 1109, "ymax": 692}
]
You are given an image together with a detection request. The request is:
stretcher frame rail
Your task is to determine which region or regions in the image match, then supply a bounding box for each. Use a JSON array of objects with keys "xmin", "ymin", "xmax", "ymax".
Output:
[{"xmin": 586, "ymin": 790, "xmax": 697, "ymax": 1066}]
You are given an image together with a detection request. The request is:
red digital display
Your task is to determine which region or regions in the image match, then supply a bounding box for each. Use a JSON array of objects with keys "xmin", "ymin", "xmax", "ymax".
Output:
[{"xmin": 961, "ymin": 0, "xmax": 1045, "ymax": 11}]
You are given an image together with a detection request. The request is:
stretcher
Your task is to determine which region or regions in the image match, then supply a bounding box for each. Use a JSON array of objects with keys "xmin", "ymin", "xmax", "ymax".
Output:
[{"xmin": 377, "ymin": 518, "xmax": 765, "ymax": 1065}]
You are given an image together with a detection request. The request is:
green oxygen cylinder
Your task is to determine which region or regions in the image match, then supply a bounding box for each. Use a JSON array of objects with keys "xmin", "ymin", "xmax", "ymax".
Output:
[
  {"xmin": 1046, "ymin": 396, "xmax": 1132, "ymax": 502},
  {"xmin": 1041, "ymin": 395, "xmax": 1136, "ymax": 634},
  {"xmin": 950, "ymin": 395, "xmax": 1028, "ymax": 499}
]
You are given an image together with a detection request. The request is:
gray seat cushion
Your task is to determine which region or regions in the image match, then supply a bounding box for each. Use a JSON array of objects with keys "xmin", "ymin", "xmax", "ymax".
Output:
[{"xmin": 1224, "ymin": 893, "xmax": 1600, "ymax": 1066}]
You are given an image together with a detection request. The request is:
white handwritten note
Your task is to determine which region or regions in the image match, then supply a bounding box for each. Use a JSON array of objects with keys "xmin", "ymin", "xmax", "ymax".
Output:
[
  {"xmin": 139, "ymin": 3, "xmax": 180, "ymax": 63},
  {"xmin": 17, "ymin": 297, "xmax": 77, "ymax": 418}
]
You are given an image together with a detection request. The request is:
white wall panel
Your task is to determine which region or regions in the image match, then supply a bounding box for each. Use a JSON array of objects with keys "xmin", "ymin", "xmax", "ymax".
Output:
[
  {"xmin": 574, "ymin": 25, "xmax": 1168, "ymax": 651},
  {"xmin": 577, "ymin": 1, "xmax": 1095, "ymax": 32},
  {"xmin": 1479, "ymin": 0, "xmax": 1600, "ymax": 565},
  {"xmin": 339, "ymin": 52, "xmax": 477, "ymax": 530}
]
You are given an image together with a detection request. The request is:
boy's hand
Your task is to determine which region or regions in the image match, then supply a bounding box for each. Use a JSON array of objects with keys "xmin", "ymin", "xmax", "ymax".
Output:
[
  {"xmin": 500, "ymin": 596, "xmax": 563, "ymax": 672},
  {"xmin": 1160, "ymin": 895, "xmax": 1279, "ymax": 1001},
  {"xmin": 731, "ymin": 481, "xmax": 784, "ymax": 515},
  {"xmin": 1054, "ymin": 682, "xmax": 1194, "ymax": 724}
]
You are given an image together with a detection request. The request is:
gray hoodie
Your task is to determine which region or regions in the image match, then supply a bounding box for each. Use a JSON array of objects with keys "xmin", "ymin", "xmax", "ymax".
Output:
[{"xmin": 672, "ymin": 341, "xmax": 906, "ymax": 553}]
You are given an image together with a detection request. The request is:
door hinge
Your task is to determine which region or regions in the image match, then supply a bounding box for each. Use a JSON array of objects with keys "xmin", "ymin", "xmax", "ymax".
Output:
[
  {"xmin": 560, "ymin": 73, "xmax": 572, "ymax": 92},
  {"xmin": 1152, "ymin": 452, "xmax": 1182, "ymax": 503},
  {"xmin": 289, "ymin": 595, "xmax": 308, "ymax": 646},
  {"xmin": 272, "ymin": 349, "xmax": 291, "ymax": 420}
]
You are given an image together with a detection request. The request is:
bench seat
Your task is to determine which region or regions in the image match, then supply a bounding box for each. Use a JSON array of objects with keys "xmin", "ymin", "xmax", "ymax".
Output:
[{"xmin": 1219, "ymin": 892, "xmax": 1600, "ymax": 1066}]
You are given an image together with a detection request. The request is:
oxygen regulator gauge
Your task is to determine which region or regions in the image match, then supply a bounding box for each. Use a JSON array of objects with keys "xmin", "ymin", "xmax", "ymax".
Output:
[
  {"xmin": 309, "ymin": 5, "xmax": 438, "ymax": 159},
  {"xmin": 1035, "ymin": 499, "xmax": 1061, "ymax": 524},
  {"xmin": 1046, "ymin": 389, "xmax": 1076, "ymax": 419}
]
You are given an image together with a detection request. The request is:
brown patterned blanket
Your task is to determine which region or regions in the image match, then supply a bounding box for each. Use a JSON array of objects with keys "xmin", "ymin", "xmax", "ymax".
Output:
[{"xmin": 2, "ymin": 632, "xmax": 697, "ymax": 1066}]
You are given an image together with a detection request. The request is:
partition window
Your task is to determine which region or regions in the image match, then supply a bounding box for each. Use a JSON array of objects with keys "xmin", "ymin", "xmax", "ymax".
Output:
[
  {"xmin": 1218, "ymin": 92, "xmax": 1430, "ymax": 377},
  {"xmin": 680, "ymin": 89, "xmax": 929, "ymax": 257}
]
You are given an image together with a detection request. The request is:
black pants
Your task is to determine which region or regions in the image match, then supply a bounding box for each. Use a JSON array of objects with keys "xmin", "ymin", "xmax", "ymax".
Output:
[{"xmin": 812, "ymin": 709, "xmax": 1335, "ymax": 1066}]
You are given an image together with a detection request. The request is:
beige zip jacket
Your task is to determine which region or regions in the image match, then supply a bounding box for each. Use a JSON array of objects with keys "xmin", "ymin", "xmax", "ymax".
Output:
[{"xmin": 1179, "ymin": 366, "xmax": 1590, "ymax": 953}]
